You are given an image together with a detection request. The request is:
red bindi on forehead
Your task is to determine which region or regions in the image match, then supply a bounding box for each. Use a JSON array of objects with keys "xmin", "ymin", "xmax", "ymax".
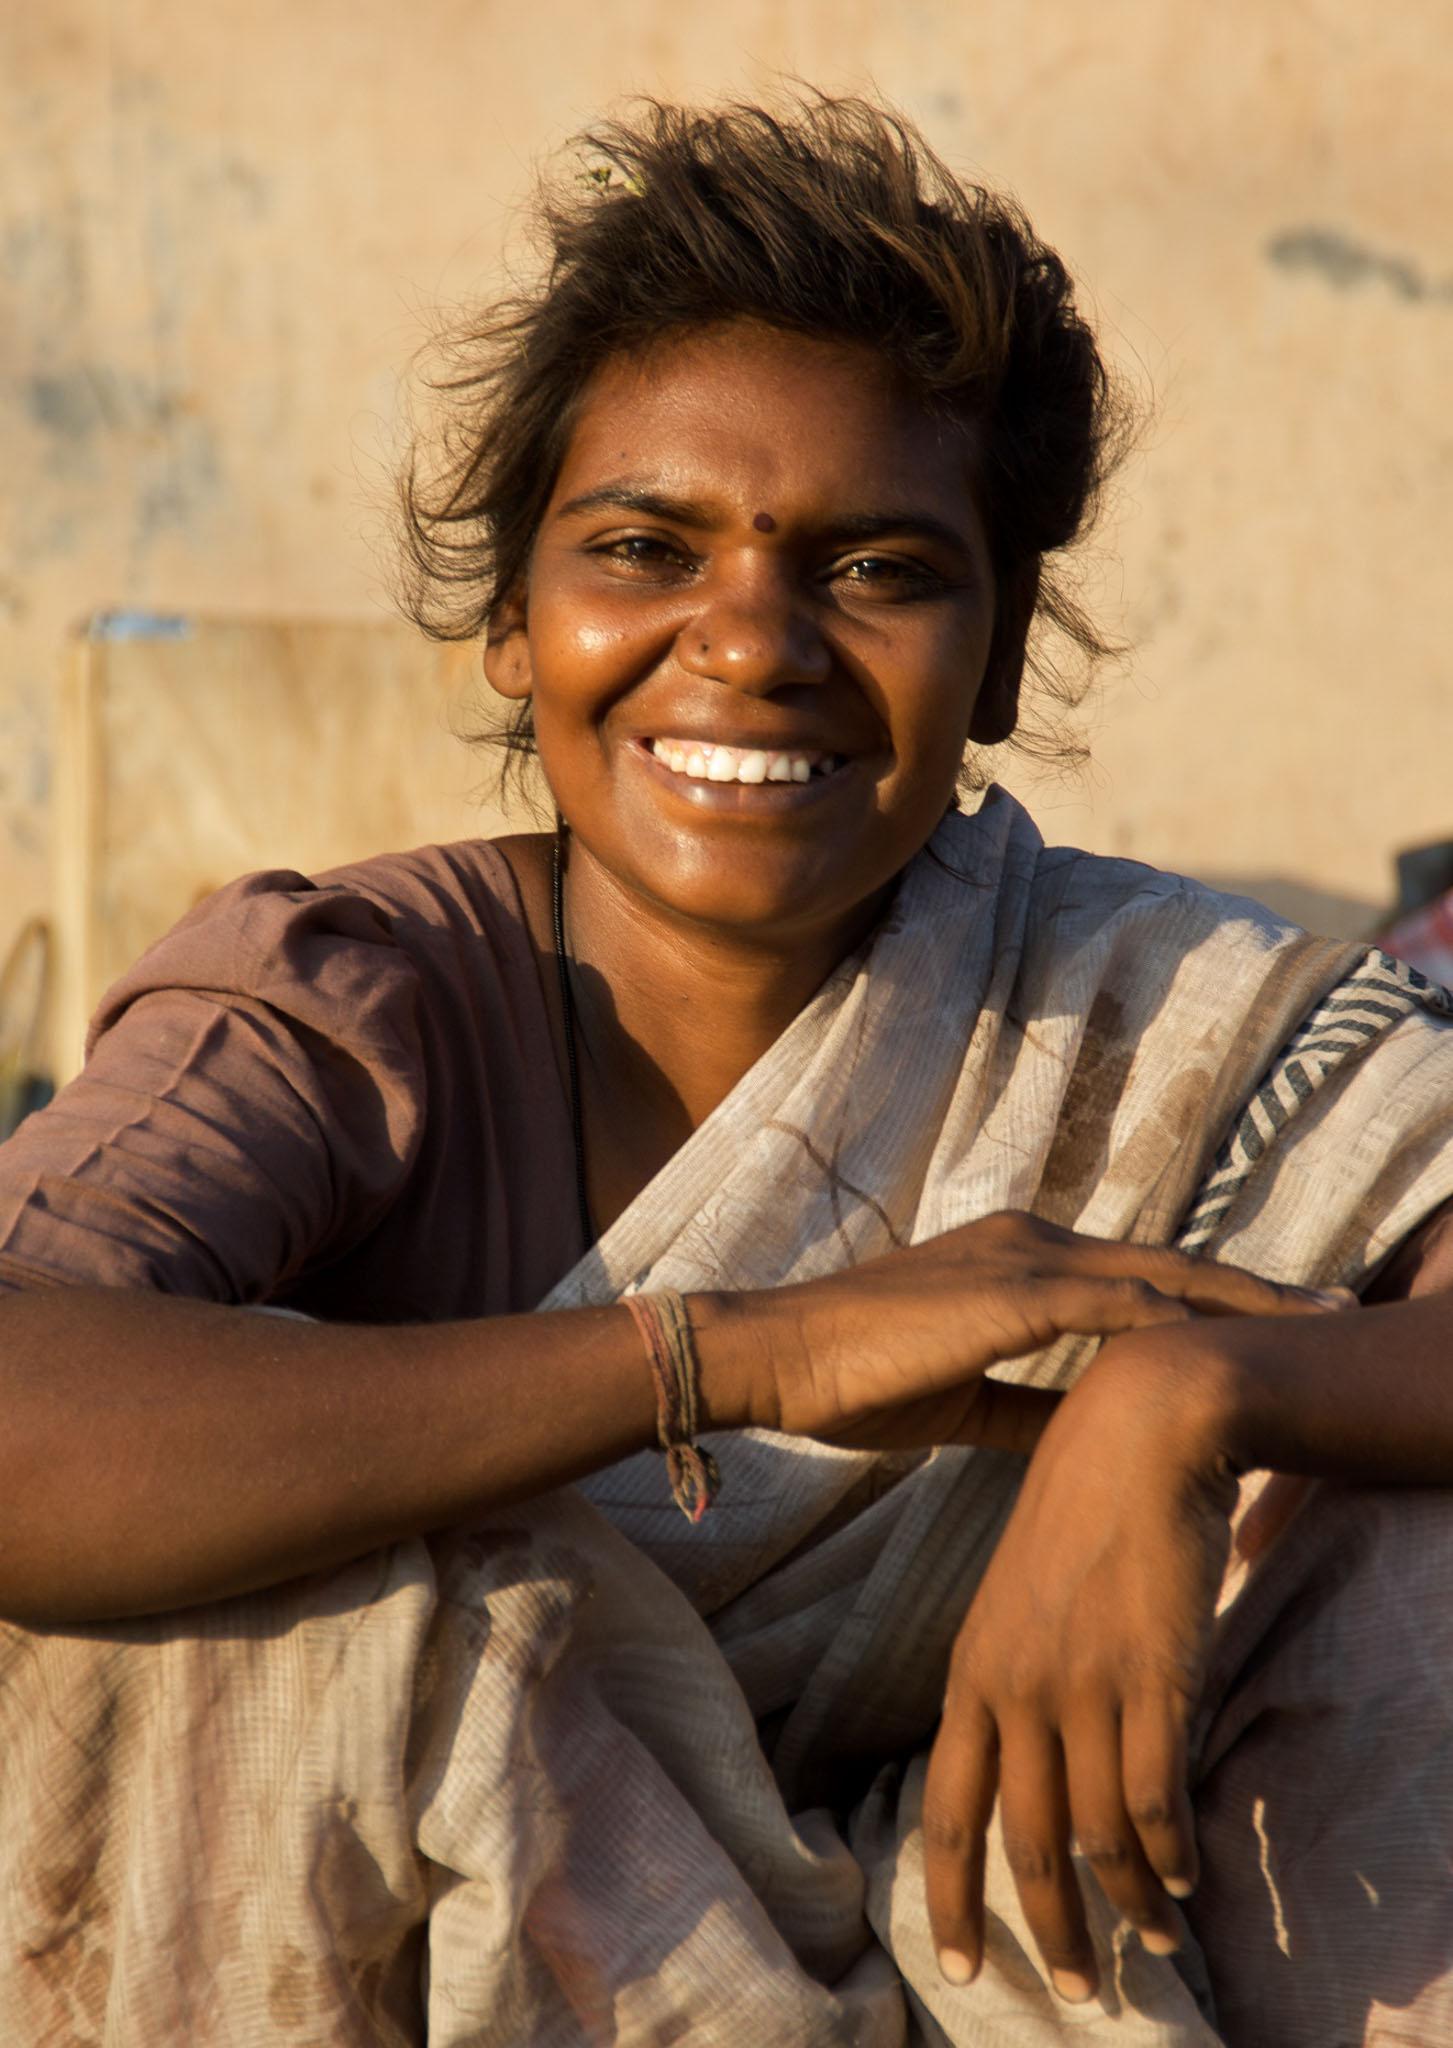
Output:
[{"xmin": 752, "ymin": 511, "xmax": 776, "ymax": 533}]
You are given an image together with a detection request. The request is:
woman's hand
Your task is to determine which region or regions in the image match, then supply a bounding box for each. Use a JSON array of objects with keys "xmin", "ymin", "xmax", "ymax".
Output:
[
  {"xmin": 919, "ymin": 1322, "xmax": 1244, "ymax": 2000},
  {"xmin": 726, "ymin": 1209, "xmax": 1345, "ymax": 1452}
]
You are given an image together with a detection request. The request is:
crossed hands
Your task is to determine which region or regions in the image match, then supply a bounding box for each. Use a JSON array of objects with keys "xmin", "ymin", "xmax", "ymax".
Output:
[{"xmin": 755, "ymin": 1210, "xmax": 1350, "ymax": 2004}]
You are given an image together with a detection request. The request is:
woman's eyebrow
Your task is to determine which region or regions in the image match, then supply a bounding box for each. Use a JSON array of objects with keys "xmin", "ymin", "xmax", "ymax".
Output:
[
  {"xmin": 822, "ymin": 509, "xmax": 973, "ymax": 553},
  {"xmin": 551, "ymin": 485, "xmax": 974, "ymax": 555},
  {"xmin": 552, "ymin": 482, "xmax": 709, "ymax": 525}
]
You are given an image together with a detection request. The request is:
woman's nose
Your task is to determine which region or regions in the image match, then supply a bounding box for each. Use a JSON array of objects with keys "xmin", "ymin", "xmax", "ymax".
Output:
[{"xmin": 675, "ymin": 586, "xmax": 832, "ymax": 693}]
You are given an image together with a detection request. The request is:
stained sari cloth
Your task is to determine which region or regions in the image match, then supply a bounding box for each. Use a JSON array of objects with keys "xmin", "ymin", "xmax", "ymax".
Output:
[{"xmin": 6, "ymin": 788, "xmax": 1453, "ymax": 2046}]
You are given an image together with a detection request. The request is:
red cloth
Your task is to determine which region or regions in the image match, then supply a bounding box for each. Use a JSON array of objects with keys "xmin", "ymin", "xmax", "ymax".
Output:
[{"xmin": 1380, "ymin": 891, "xmax": 1453, "ymax": 991}]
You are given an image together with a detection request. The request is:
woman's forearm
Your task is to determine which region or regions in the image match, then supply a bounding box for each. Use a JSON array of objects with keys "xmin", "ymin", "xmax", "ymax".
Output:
[
  {"xmin": 0, "ymin": 1288, "xmax": 763, "ymax": 1624},
  {"xmin": 1168, "ymin": 1291, "xmax": 1453, "ymax": 1488},
  {"xmin": 0, "ymin": 1214, "xmax": 1357, "ymax": 1624}
]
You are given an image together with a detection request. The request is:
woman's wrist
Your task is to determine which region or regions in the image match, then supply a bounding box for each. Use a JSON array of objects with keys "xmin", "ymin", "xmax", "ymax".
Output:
[
  {"xmin": 1063, "ymin": 1324, "xmax": 1251, "ymax": 1492},
  {"xmin": 1156, "ymin": 1290, "xmax": 1453, "ymax": 1488},
  {"xmin": 681, "ymin": 1287, "xmax": 796, "ymax": 1435},
  {"xmin": 1071, "ymin": 1296, "xmax": 1389, "ymax": 1491}
]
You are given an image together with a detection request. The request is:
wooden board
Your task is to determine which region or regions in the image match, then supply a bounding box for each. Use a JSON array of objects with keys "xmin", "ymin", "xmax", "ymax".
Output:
[{"xmin": 52, "ymin": 614, "xmax": 542, "ymax": 1079}]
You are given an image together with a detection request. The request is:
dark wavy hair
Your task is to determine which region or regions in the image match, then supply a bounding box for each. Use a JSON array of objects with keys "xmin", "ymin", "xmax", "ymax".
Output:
[{"xmin": 397, "ymin": 92, "xmax": 1130, "ymax": 788}]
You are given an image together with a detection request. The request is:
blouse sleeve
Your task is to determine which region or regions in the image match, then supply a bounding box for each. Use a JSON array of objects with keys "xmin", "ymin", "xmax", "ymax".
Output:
[{"xmin": 0, "ymin": 870, "xmax": 429, "ymax": 1303}]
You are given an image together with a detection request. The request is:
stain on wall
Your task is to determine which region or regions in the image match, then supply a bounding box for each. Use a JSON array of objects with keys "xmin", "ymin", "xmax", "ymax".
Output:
[{"xmin": 1267, "ymin": 226, "xmax": 1453, "ymax": 303}]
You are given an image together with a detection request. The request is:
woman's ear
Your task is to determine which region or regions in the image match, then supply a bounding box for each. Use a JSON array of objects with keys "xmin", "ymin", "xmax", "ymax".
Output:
[
  {"xmin": 482, "ymin": 589, "xmax": 532, "ymax": 701},
  {"xmin": 968, "ymin": 560, "xmax": 1039, "ymax": 745}
]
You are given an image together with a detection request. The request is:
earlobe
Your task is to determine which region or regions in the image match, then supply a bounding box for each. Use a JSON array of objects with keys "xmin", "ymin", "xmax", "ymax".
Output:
[
  {"xmin": 968, "ymin": 561, "xmax": 1038, "ymax": 746},
  {"xmin": 483, "ymin": 593, "xmax": 533, "ymax": 701},
  {"xmin": 968, "ymin": 650, "xmax": 1024, "ymax": 746}
]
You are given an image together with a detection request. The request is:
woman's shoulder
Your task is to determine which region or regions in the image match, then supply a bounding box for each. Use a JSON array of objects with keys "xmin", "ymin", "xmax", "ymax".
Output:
[
  {"xmin": 1032, "ymin": 841, "xmax": 1297, "ymax": 950},
  {"xmin": 88, "ymin": 834, "xmax": 551, "ymax": 1052},
  {"xmin": 173, "ymin": 832, "xmax": 539, "ymax": 964},
  {"xmin": 941, "ymin": 789, "xmax": 1308, "ymax": 964},
  {"xmin": 0, "ymin": 834, "xmax": 567, "ymax": 1312},
  {"xmin": 310, "ymin": 833, "xmax": 544, "ymax": 935}
]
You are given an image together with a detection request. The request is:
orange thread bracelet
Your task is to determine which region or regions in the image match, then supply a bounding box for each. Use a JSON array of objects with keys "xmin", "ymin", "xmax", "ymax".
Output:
[{"xmin": 624, "ymin": 1289, "xmax": 721, "ymax": 1524}]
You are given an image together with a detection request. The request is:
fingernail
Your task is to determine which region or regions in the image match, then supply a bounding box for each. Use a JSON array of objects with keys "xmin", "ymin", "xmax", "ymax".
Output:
[
  {"xmin": 1164, "ymin": 1876, "xmax": 1195, "ymax": 1899},
  {"xmin": 1140, "ymin": 1926, "xmax": 1181, "ymax": 1956},
  {"xmin": 1051, "ymin": 1969, "xmax": 1095, "ymax": 2003},
  {"xmin": 1304, "ymin": 1287, "xmax": 1354, "ymax": 1309},
  {"xmin": 938, "ymin": 1947, "xmax": 976, "ymax": 1986}
]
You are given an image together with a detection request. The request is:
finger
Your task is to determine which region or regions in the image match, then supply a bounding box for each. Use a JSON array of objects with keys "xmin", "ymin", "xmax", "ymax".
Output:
[
  {"xmin": 998, "ymin": 1724, "xmax": 1098, "ymax": 2004},
  {"xmin": 1121, "ymin": 1690, "xmax": 1199, "ymax": 1900},
  {"xmin": 1028, "ymin": 1273, "xmax": 1197, "ymax": 1347},
  {"xmin": 1172, "ymin": 1269, "xmax": 1352, "ymax": 1320},
  {"xmin": 922, "ymin": 1689, "xmax": 999, "ymax": 1985},
  {"xmin": 978, "ymin": 1261, "xmax": 1321, "ymax": 1374},
  {"xmin": 1064, "ymin": 1705, "xmax": 1183, "ymax": 1954},
  {"xmin": 1070, "ymin": 1239, "xmax": 1352, "ymax": 1322}
]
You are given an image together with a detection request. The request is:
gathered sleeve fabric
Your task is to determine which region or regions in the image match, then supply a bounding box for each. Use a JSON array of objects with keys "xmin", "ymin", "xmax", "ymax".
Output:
[{"xmin": 0, "ymin": 872, "xmax": 430, "ymax": 1305}]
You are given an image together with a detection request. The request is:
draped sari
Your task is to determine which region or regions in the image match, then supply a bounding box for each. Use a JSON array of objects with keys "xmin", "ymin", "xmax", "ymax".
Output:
[{"xmin": 7, "ymin": 789, "xmax": 1453, "ymax": 2045}]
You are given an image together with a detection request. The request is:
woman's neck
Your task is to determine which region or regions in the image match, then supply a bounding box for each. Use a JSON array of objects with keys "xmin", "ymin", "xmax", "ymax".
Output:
[
  {"xmin": 566, "ymin": 839, "xmax": 886, "ymax": 1124},
  {"xmin": 500, "ymin": 832, "xmax": 890, "ymax": 1231}
]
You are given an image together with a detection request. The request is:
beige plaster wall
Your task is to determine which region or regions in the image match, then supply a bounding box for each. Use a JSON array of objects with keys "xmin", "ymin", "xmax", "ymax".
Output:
[{"xmin": 4, "ymin": 0, "xmax": 1450, "ymax": 985}]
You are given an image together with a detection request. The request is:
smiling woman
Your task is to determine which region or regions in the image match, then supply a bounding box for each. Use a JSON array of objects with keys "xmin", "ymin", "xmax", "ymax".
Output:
[
  {"xmin": 497, "ymin": 327, "xmax": 1003, "ymax": 960},
  {"xmin": 3, "ymin": 91, "xmax": 1453, "ymax": 2048}
]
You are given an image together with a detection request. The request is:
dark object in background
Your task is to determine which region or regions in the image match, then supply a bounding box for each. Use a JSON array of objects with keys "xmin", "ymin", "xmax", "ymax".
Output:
[
  {"xmin": 1394, "ymin": 842, "xmax": 1453, "ymax": 920},
  {"xmin": 1378, "ymin": 839, "xmax": 1453, "ymax": 989}
]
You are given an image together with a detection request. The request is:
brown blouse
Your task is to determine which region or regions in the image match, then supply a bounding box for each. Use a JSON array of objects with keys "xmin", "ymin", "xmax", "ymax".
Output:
[{"xmin": 0, "ymin": 842, "xmax": 584, "ymax": 1320}]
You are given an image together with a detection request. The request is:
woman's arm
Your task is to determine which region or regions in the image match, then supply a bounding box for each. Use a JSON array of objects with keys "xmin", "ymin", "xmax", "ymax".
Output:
[
  {"xmin": 0, "ymin": 1215, "xmax": 1329, "ymax": 1623},
  {"xmin": 1205, "ymin": 1285, "xmax": 1453, "ymax": 1485},
  {"xmin": 0, "ymin": 1289, "xmax": 663, "ymax": 1622},
  {"xmin": 921, "ymin": 1223, "xmax": 1453, "ymax": 2004}
]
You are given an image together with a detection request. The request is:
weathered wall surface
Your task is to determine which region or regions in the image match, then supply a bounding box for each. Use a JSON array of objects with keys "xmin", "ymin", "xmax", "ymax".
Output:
[{"xmin": 4, "ymin": 0, "xmax": 1450, "ymax": 973}]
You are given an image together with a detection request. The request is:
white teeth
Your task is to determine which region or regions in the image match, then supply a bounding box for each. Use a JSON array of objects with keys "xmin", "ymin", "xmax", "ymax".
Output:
[{"xmin": 651, "ymin": 738, "xmax": 839, "ymax": 786}]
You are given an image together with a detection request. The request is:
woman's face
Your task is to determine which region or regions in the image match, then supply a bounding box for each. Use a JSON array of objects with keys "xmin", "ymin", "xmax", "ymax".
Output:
[{"xmin": 487, "ymin": 320, "xmax": 1012, "ymax": 942}]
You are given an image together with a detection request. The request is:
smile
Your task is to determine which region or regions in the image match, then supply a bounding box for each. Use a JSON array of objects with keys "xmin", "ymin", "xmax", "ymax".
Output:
[{"xmin": 647, "ymin": 738, "xmax": 843, "ymax": 785}]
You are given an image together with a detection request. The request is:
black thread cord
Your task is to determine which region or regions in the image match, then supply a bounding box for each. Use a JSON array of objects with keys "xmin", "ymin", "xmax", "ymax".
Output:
[{"xmin": 552, "ymin": 827, "xmax": 595, "ymax": 1251}]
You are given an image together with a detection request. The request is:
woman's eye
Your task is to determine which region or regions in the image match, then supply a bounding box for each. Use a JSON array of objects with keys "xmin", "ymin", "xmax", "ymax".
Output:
[
  {"xmin": 596, "ymin": 534, "xmax": 693, "ymax": 573},
  {"xmin": 833, "ymin": 554, "xmax": 940, "ymax": 596}
]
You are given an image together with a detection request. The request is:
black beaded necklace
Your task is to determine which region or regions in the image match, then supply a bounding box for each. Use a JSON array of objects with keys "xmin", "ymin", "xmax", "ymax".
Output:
[{"xmin": 551, "ymin": 826, "xmax": 595, "ymax": 1250}]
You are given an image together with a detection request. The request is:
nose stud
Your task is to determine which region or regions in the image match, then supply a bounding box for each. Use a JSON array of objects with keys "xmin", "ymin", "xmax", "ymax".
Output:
[{"xmin": 752, "ymin": 512, "xmax": 776, "ymax": 533}]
